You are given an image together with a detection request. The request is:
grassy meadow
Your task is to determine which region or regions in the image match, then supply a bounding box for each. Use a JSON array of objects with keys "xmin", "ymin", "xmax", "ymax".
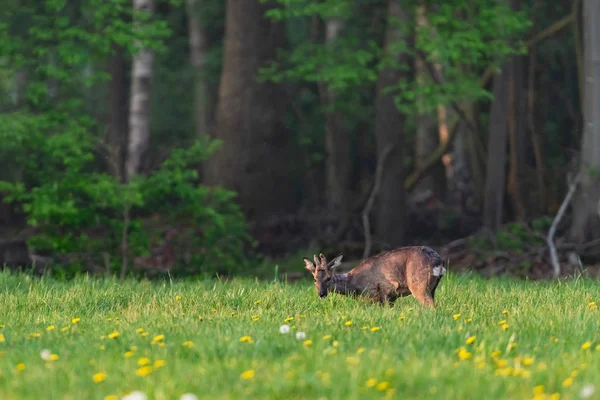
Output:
[{"xmin": 1, "ymin": 270, "xmax": 600, "ymax": 400}]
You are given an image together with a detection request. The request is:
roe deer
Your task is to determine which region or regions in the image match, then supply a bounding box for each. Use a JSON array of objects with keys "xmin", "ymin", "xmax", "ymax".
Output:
[{"xmin": 303, "ymin": 246, "xmax": 446, "ymax": 308}]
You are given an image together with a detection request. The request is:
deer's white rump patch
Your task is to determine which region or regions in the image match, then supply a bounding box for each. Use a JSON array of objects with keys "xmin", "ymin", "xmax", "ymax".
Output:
[{"xmin": 432, "ymin": 265, "xmax": 446, "ymax": 277}]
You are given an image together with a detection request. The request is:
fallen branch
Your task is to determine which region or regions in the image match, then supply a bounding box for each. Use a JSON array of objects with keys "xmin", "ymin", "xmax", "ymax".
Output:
[
  {"xmin": 362, "ymin": 144, "xmax": 394, "ymax": 259},
  {"xmin": 546, "ymin": 172, "xmax": 580, "ymax": 278}
]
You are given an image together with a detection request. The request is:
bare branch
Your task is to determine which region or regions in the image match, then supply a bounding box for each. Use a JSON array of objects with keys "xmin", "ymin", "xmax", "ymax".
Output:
[
  {"xmin": 546, "ymin": 172, "xmax": 580, "ymax": 278},
  {"xmin": 362, "ymin": 144, "xmax": 395, "ymax": 259}
]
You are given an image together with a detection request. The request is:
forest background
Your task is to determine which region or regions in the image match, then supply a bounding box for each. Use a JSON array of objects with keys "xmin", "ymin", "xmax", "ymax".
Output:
[{"xmin": 0, "ymin": 0, "xmax": 599, "ymax": 281}]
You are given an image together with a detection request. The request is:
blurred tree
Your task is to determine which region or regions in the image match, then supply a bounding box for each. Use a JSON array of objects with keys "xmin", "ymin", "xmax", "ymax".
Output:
[
  {"xmin": 205, "ymin": 0, "xmax": 293, "ymax": 219},
  {"xmin": 569, "ymin": 0, "xmax": 600, "ymax": 242},
  {"xmin": 373, "ymin": 0, "xmax": 411, "ymax": 248},
  {"xmin": 127, "ymin": 0, "xmax": 155, "ymax": 181}
]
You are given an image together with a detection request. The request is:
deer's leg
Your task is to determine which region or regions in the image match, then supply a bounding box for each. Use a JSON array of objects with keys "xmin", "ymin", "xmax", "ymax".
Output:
[
  {"xmin": 430, "ymin": 277, "xmax": 441, "ymax": 300},
  {"xmin": 407, "ymin": 281, "xmax": 436, "ymax": 309}
]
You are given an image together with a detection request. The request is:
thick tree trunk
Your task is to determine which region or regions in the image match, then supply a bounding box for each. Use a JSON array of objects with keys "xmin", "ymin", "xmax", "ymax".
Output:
[
  {"xmin": 107, "ymin": 44, "xmax": 129, "ymax": 180},
  {"xmin": 185, "ymin": 0, "xmax": 212, "ymax": 137},
  {"xmin": 483, "ymin": 61, "xmax": 512, "ymax": 231},
  {"xmin": 320, "ymin": 19, "xmax": 352, "ymax": 215},
  {"xmin": 126, "ymin": 0, "xmax": 154, "ymax": 181},
  {"xmin": 569, "ymin": 0, "xmax": 600, "ymax": 242},
  {"xmin": 374, "ymin": 0, "xmax": 411, "ymax": 248},
  {"xmin": 205, "ymin": 0, "xmax": 292, "ymax": 219},
  {"xmin": 414, "ymin": 3, "xmax": 446, "ymax": 202}
]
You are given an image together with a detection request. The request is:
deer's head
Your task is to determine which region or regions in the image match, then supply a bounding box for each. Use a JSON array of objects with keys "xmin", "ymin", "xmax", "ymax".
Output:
[{"xmin": 303, "ymin": 253, "xmax": 343, "ymax": 298}]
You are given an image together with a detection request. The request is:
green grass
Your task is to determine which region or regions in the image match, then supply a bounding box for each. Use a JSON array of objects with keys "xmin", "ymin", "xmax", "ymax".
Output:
[{"xmin": 1, "ymin": 271, "xmax": 600, "ymax": 400}]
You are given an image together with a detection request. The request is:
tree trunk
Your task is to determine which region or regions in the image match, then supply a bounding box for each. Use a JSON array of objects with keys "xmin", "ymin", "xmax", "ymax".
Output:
[
  {"xmin": 506, "ymin": 54, "xmax": 528, "ymax": 221},
  {"xmin": 483, "ymin": 61, "xmax": 512, "ymax": 232},
  {"xmin": 414, "ymin": 3, "xmax": 446, "ymax": 202},
  {"xmin": 205, "ymin": 0, "xmax": 292, "ymax": 219},
  {"xmin": 569, "ymin": 0, "xmax": 600, "ymax": 242},
  {"xmin": 319, "ymin": 18, "xmax": 352, "ymax": 215},
  {"xmin": 107, "ymin": 43, "xmax": 129, "ymax": 180},
  {"xmin": 374, "ymin": 0, "xmax": 411, "ymax": 248},
  {"xmin": 126, "ymin": 0, "xmax": 154, "ymax": 182},
  {"xmin": 185, "ymin": 0, "xmax": 213, "ymax": 137}
]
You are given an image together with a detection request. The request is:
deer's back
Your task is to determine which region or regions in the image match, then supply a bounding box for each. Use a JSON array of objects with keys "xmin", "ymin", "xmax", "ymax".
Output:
[{"xmin": 348, "ymin": 246, "xmax": 444, "ymax": 289}]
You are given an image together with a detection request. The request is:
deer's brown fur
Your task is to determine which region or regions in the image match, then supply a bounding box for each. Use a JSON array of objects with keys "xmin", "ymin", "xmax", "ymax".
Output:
[{"xmin": 303, "ymin": 246, "xmax": 446, "ymax": 308}]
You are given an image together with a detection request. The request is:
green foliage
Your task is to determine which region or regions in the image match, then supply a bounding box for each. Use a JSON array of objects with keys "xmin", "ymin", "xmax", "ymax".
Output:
[
  {"xmin": 0, "ymin": 0, "xmax": 256, "ymax": 277},
  {"xmin": 468, "ymin": 222, "xmax": 545, "ymax": 253}
]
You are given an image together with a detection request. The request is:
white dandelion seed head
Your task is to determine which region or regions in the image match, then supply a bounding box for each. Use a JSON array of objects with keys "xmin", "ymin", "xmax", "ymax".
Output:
[
  {"xmin": 580, "ymin": 384, "xmax": 595, "ymax": 399},
  {"xmin": 40, "ymin": 349, "xmax": 52, "ymax": 361},
  {"xmin": 180, "ymin": 394, "xmax": 198, "ymax": 400},
  {"xmin": 296, "ymin": 331, "xmax": 307, "ymax": 340},
  {"xmin": 279, "ymin": 324, "xmax": 290, "ymax": 334},
  {"xmin": 122, "ymin": 391, "xmax": 147, "ymax": 400}
]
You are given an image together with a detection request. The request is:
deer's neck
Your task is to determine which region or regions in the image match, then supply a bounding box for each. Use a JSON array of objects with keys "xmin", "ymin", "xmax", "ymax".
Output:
[{"xmin": 332, "ymin": 273, "xmax": 356, "ymax": 295}]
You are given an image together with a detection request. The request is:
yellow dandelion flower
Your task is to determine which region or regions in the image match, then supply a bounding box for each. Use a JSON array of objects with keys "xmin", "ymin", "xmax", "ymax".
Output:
[
  {"xmin": 501, "ymin": 323, "xmax": 509, "ymax": 330},
  {"xmin": 28, "ymin": 332, "xmax": 41, "ymax": 339},
  {"xmin": 92, "ymin": 372, "xmax": 106, "ymax": 383},
  {"xmin": 376, "ymin": 382, "xmax": 390, "ymax": 391},
  {"xmin": 465, "ymin": 318, "xmax": 473, "ymax": 323},
  {"xmin": 366, "ymin": 378, "xmax": 378, "ymax": 387},
  {"xmin": 104, "ymin": 396, "xmax": 118, "ymax": 400},
  {"xmin": 370, "ymin": 327, "xmax": 381, "ymax": 332},
  {"xmin": 0, "ymin": 333, "xmax": 4, "ymax": 342},
  {"xmin": 175, "ymin": 295, "xmax": 181, "ymax": 301},
  {"xmin": 108, "ymin": 331, "xmax": 119, "ymax": 339},
  {"xmin": 152, "ymin": 334, "xmax": 164, "ymax": 342},
  {"xmin": 251, "ymin": 316, "xmax": 260, "ymax": 322},
  {"xmin": 498, "ymin": 320, "xmax": 506, "ymax": 325},
  {"xmin": 71, "ymin": 318, "xmax": 80, "ymax": 324},
  {"xmin": 357, "ymin": 348, "xmax": 365, "ymax": 354},
  {"xmin": 495, "ymin": 367, "xmax": 513, "ymax": 376},
  {"xmin": 239, "ymin": 336, "xmax": 253, "ymax": 343},
  {"xmin": 323, "ymin": 335, "xmax": 332, "ymax": 340},
  {"xmin": 533, "ymin": 385, "xmax": 545, "ymax": 395},
  {"xmin": 124, "ymin": 351, "xmax": 134, "ymax": 358},
  {"xmin": 136, "ymin": 366, "xmax": 153, "ymax": 377},
  {"xmin": 304, "ymin": 340, "xmax": 312, "ymax": 347},
  {"xmin": 581, "ymin": 342, "xmax": 592, "ymax": 350},
  {"xmin": 345, "ymin": 321, "xmax": 352, "ymax": 326},
  {"xmin": 46, "ymin": 325, "xmax": 55, "ymax": 331},
  {"xmin": 141, "ymin": 332, "xmax": 148, "ymax": 337},
  {"xmin": 550, "ymin": 393, "xmax": 560, "ymax": 400},
  {"xmin": 496, "ymin": 359, "xmax": 508, "ymax": 368},
  {"xmin": 16, "ymin": 363, "xmax": 25, "ymax": 371},
  {"xmin": 457, "ymin": 347, "xmax": 472, "ymax": 360},
  {"xmin": 502, "ymin": 309, "xmax": 508, "ymax": 315},
  {"xmin": 465, "ymin": 336, "xmax": 476, "ymax": 345},
  {"xmin": 562, "ymin": 377, "xmax": 574, "ymax": 387},
  {"xmin": 254, "ymin": 300, "xmax": 261, "ymax": 304},
  {"xmin": 570, "ymin": 370, "xmax": 579, "ymax": 377},
  {"xmin": 241, "ymin": 369, "xmax": 255, "ymax": 380},
  {"xmin": 453, "ymin": 314, "xmax": 461, "ymax": 320},
  {"xmin": 589, "ymin": 301, "xmax": 597, "ymax": 309},
  {"xmin": 284, "ymin": 317, "xmax": 294, "ymax": 323},
  {"xmin": 183, "ymin": 341, "xmax": 194, "ymax": 348},
  {"xmin": 49, "ymin": 354, "xmax": 59, "ymax": 361},
  {"xmin": 61, "ymin": 326, "xmax": 69, "ymax": 332},
  {"xmin": 153, "ymin": 360, "xmax": 165, "ymax": 368},
  {"xmin": 522, "ymin": 357, "xmax": 534, "ymax": 366},
  {"xmin": 136, "ymin": 328, "xmax": 144, "ymax": 333},
  {"xmin": 158, "ymin": 342, "xmax": 165, "ymax": 348},
  {"xmin": 138, "ymin": 357, "xmax": 151, "ymax": 366}
]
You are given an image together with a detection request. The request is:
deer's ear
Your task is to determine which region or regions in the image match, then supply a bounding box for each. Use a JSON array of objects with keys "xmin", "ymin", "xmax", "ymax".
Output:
[
  {"xmin": 327, "ymin": 254, "xmax": 343, "ymax": 270},
  {"xmin": 303, "ymin": 257, "xmax": 316, "ymax": 273}
]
